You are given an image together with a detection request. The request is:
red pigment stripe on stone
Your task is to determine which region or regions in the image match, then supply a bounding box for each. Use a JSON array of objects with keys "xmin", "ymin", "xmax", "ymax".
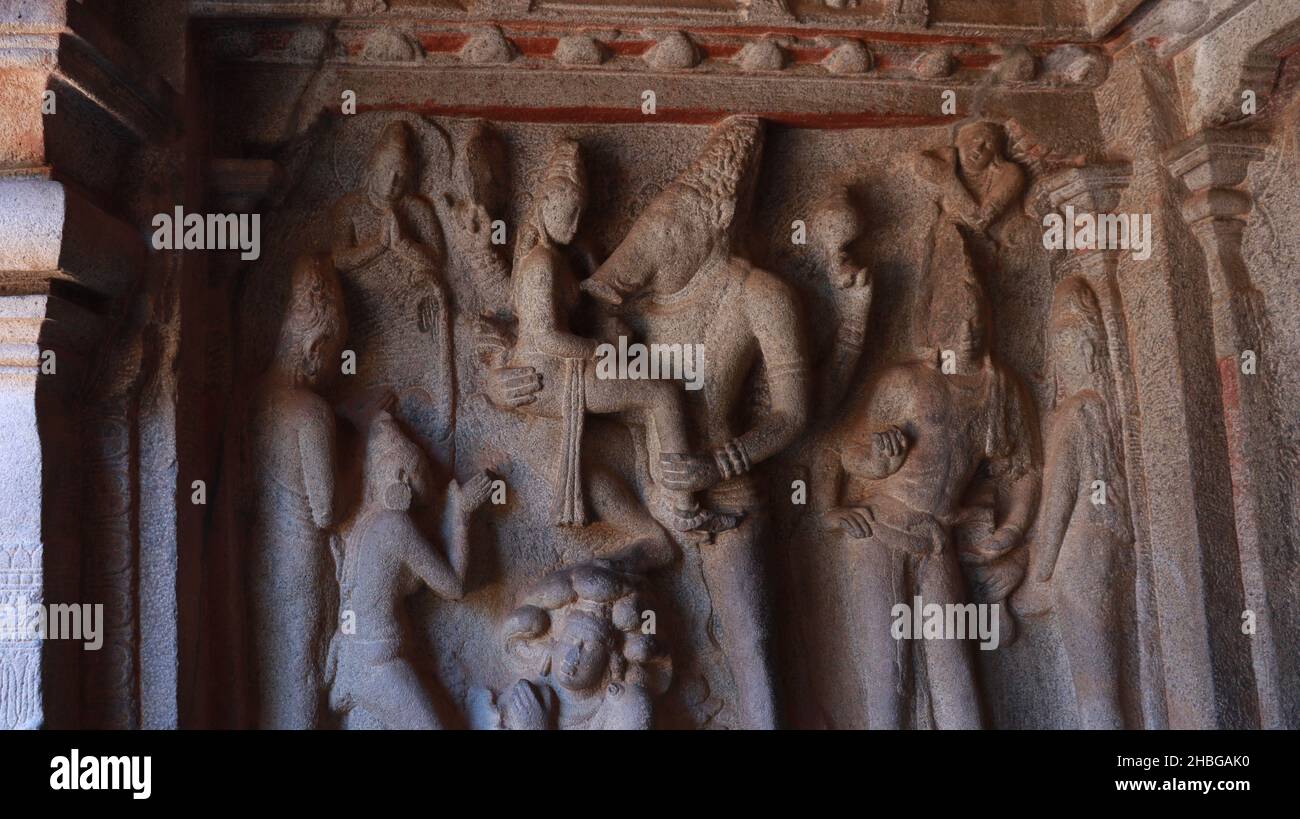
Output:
[
  {"xmin": 470, "ymin": 18, "xmax": 1023, "ymax": 46},
  {"xmin": 789, "ymin": 47, "xmax": 835, "ymax": 64},
  {"xmin": 699, "ymin": 43, "xmax": 743, "ymax": 59},
  {"xmin": 512, "ymin": 36, "xmax": 561, "ymax": 57},
  {"xmin": 955, "ymin": 53, "xmax": 998, "ymax": 68},
  {"xmin": 360, "ymin": 103, "xmax": 954, "ymax": 128},
  {"xmin": 416, "ymin": 33, "xmax": 472, "ymax": 52}
]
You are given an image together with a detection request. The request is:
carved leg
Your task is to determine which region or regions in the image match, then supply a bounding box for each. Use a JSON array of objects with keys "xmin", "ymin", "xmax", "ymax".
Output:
[
  {"xmin": 917, "ymin": 549, "xmax": 984, "ymax": 729},
  {"xmin": 1059, "ymin": 601, "xmax": 1124, "ymax": 729},
  {"xmin": 586, "ymin": 376, "xmax": 735, "ymax": 533},
  {"xmin": 253, "ymin": 591, "xmax": 323, "ymax": 729},
  {"xmin": 852, "ymin": 540, "xmax": 911, "ymax": 729},
  {"xmin": 353, "ymin": 657, "xmax": 442, "ymax": 730},
  {"xmin": 584, "ymin": 462, "xmax": 675, "ymax": 573},
  {"xmin": 1056, "ymin": 536, "xmax": 1125, "ymax": 730},
  {"xmin": 700, "ymin": 515, "xmax": 778, "ymax": 729}
]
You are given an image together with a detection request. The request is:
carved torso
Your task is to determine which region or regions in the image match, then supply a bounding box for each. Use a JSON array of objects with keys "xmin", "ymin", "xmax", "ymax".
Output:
[{"xmin": 850, "ymin": 360, "xmax": 1025, "ymax": 527}]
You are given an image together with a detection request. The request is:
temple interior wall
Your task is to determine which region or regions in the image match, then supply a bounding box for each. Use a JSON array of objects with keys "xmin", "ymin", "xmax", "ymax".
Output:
[{"xmin": 2, "ymin": 0, "xmax": 1295, "ymax": 731}]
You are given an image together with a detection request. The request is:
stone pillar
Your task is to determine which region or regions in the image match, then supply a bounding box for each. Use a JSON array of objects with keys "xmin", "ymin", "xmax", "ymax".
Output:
[
  {"xmin": 0, "ymin": 0, "xmax": 175, "ymax": 728},
  {"xmin": 1095, "ymin": 42, "xmax": 1261, "ymax": 729},
  {"xmin": 192, "ymin": 158, "xmax": 282, "ymax": 728},
  {"xmin": 0, "ymin": 292, "xmax": 98, "ymax": 729},
  {"xmin": 1168, "ymin": 127, "xmax": 1286, "ymax": 729}
]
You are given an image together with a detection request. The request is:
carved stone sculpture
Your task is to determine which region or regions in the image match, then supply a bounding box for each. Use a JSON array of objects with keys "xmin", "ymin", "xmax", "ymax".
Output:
[
  {"xmin": 1014, "ymin": 276, "xmax": 1135, "ymax": 729},
  {"xmin": 470, "ymin": 562, "xmax": 671, "ymax": 730},
  {"xmin": 819, "ymin": 222, "xmax": 1039, "ymax": 729},
  {"xmin": 449, "ymin": 120, "xmax": 513, "ymax": 317},
  {"xmin": 809, "ymin": 186, "xmax": 873, "ymax": 415},
  {"xmin": 329, "ymin": 410, "xmax": 492, "ymax": 729},
  {"xmin": 249, "ymin": 253, "xmax": 347, "ymax": 729},
  {"xmin": 576, "ymin": 116, "xmax": 811, "ymax": 729},
  {"xmin": 13, "ymin": 0, "xmax": 1300, "ymax": 737},
  {"xmin": 331, "ymin": 120, "xmax": 455, "ymax": 457},
  {"xmin": 493, "ymin": 138, "xmax": 734, "ymax": 533},
  {"xmin": 912, "ymin": 120, "xmax": 1026, "ymax": 236}
]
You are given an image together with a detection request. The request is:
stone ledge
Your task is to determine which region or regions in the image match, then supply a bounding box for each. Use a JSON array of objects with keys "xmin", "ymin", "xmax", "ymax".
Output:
[{"xmin": 0, "ymin": 178, "xmax": 144, "ymax": 299}]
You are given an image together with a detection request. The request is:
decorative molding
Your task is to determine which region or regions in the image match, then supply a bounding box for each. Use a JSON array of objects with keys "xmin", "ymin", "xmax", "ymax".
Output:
[{"xmin": 203, "ymin": 18, "xmax": 1112, "ymax": 89}]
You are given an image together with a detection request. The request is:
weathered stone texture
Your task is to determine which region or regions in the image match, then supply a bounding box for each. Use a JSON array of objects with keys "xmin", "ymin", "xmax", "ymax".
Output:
[{"xmin": 0, "ymin": 0, "xmax": 1296, "ymax": 730}]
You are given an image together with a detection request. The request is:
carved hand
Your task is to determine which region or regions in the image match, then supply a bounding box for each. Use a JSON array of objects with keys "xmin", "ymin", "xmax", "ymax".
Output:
[
  {"xmin": 1011, "ymin": 579, "xmax": 1053, "ymax": 617},
  {"xmin": 831, "ymin": 257, "xmax": 871, "ymax": 290},
  {"xmin": 825, "ymin": 506, "xmax": 875, "ymax": 539},
  {"xmin": 458, "ymin": 472, "xmax": 494, "ymax": 516},
  {"xmin": 501, "ymin": 679, "xmax": 548, "ymax": 731},
  {"xmin": 947, "ymin": 199, "xmax": 992, "ymax": 233},
  {"xmin": 961, "ymin": 525, "xmax": 1022, "ymax": 565},
  {"xmin": 485, "ymin": 366, "xmax": 543, "ymax": 408},
  {"xmin": 579, "ymin": 276, "xmax": 625, "ymax": 306},
  {"xmin": 872, "ymin": 425, "xmax": 909, "ymax": 473},
  {"xmin": 455, "ymin": 200, "xmax": 490, "ymax": 236},
  {"xmin": 334, "ymin": 224, "xmax": 385, "ymax": 271},
  {"xmin": 387, "ymin": 210, "xmax": 436, "ymax": 266},
  {"xmin": 383, "ymin": 209, "xmax": 401, "ymax": 248},
  {"xmin": 659, "ymin": 453, "xmax": 723, "ymax": 493}
]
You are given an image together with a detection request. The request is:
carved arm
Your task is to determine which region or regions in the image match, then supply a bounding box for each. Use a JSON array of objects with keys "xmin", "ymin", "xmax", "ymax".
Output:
[
  {"xmin": 1032, "ymin": 420, "xmax": 1079, "ymax": 583},
  {"xmin": 331, "ymin": 203, "xmax": 385, "ymax": 271},
  {"xmin": 298, "ymin": 398, "xmax": 337, "ymax": 529}
]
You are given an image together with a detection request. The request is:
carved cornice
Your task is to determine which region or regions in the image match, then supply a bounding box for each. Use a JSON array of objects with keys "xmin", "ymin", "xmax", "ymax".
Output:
[
  {"xmin": 1169, "ymin": 0, "xmax": 1300, "ymax": 128},
  {"xmin": 201, "ymin": 17, "xmax": 1111, "ymax": 89},
  {"xmin": 191, "ymin": 0, "xmax": 1134, "ymax": 41}
]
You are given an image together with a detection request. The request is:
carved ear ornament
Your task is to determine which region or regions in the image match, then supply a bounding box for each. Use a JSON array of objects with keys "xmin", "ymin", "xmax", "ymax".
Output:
[{"xmin": 382, "ymin": 482, "xmax": 413, "ymax": 511}]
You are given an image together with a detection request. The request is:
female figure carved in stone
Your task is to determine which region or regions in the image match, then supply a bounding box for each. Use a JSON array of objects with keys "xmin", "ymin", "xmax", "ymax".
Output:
[
  {"xmin": 331, "ymin": 120, "xmax": 454, "ymax": 456},
  {"xmin": 469, "ymin": 563, "xmax": 671, "ymax": 730},
  {"xmin": 504, "ymin": 138, "xmax": 733, "ymax": 534},
  {"xmin": 1015, "ymin": 276, "xmax": 1134, "ymax": 729},
  {"xmin": 329, "ymin": 411, "xmax": 492, "ymax": 729},
  {"xmin": 912, "ymin": 120, "xmax": 1025, "ymax": 236},
  {"xmin": 809, "ymin": 186, "xmax": 873, "ymax": 416},
  {"xmin": 250, "ymin": 253, "xmax": 347, "ymax": 729}
]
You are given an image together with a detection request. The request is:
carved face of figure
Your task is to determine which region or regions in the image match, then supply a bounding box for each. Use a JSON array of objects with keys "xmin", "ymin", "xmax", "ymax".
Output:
[
  {"xmin": 366, "ymin": 417, "xmax": 433, "ymax": 512},
  {"xmin": 814, "ymin": 191, "xmax": 863, "ymax": 276},
  {"xmin": 550, "ymin": 610, "xmax": 613, "ymax": 692},
  {"xmin": 1049, "ymin": 277, "xmax": 1106, "ymax": 401},
  {"xmin": 540, "ymin": 180, "xmax": 583, "ymax": 247},
  {"xmin": 956, "ymin": 123, "xmax": 1001, "ymax": 174},
  {"xmin": 929, "ymin": 277, "xmax": 989, "ymax": 365},
  {"xmin": 638, "ymin": 198, "xmax": 715, "ymax": 295},
  {"xmin": 365, "ymin": 125, "xmax": 416, "ymax": 205},
  {"xmin": 388, "ymin": 442, "xmax": 431, "ymax": 511}
]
